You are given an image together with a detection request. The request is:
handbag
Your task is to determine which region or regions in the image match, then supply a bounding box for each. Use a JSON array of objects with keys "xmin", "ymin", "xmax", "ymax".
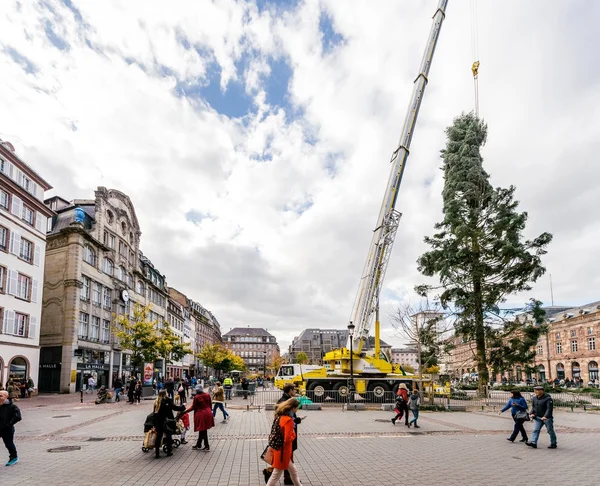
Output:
[
  {"xmin": 144, "ymin": 429, "xmax": 157, "ymax": 448},
  {"xmin": 178, "ymin": 385, "xmax": 184, "ymax": 392},
  {"xmin": 165, "ymin": 418, "xmax": 177, "ymax": 433},
  {"xmin": 515, "ymin": 411, "xmax": 530, "ymax": 421},
  {"xmin": 261, "ymin": 445, "xmax": 274, "ymax": 464}
]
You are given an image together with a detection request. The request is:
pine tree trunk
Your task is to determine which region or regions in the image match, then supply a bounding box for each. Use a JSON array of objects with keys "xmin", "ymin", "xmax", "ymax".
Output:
[{"xmin": 473, "ymin": 276, "xmax": 489, "ymax": 397}]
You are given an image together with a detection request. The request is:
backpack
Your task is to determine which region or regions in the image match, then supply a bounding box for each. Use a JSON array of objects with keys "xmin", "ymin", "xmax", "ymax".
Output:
[{"xmin": 268, "ymin": 416, "xmax": 284, "ymax": 451}]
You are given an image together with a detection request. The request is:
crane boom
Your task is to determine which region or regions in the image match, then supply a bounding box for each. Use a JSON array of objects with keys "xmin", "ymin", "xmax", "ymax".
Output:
[{"xmin": 349, "ymin": 0, "xmax": 448, "ymax": 353}]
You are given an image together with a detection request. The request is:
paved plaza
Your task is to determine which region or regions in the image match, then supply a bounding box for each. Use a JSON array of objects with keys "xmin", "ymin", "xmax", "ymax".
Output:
[{"xmin": 2, "ymin": 393, "xmax": 600, "ymax": 486}]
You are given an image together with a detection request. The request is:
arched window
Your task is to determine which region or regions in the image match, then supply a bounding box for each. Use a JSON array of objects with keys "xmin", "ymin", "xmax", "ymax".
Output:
[
  {"xmin": 119, "ymin": 266, "xmax": 126, "ymax": 281},
  {"xmin": 83, "ymin": 245, "xmax": 96, "ymax": 266},
  {"xmin": 128, "ymin": 273, "xmax": 133, "ymax": 288},
  {"xmin": 121, "ymin": 222, "xmax": 127, "ymax": 235},
  {"xmin": 137, "ymin": 280, "xmax": 144, "ymax": 296},
  {"xmin": 572, "ymin": 362, "xmax": 581, "ymax": 379},
  {"xmin": 589, "ymin": 361, "xmax": 599, "ymax": 381},
  {"xmin": 106, "ymin": 210, "xmax": 114, "ymax": 224},
  {"xmin": 556, "ymin": 363, "xmax": 565, "ymax": 380},
  {"xmin": 9, "ymin": 356, "xmax": 28, "ymax": 381},
  {"xmin": 537, "ymin": 364, "xmax": 546, "ymax": 382},
  {"xmin": 103, "ymin": 258, "xmax": 114, "ymax": 275}
]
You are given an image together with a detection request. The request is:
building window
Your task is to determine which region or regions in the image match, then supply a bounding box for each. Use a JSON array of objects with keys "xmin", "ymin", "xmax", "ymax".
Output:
[
  {"xmin": 21, "ymin": 204, "xmax": 34, "ymax": 226},
  {"xmin": 119, "ymin": 266, "xmax": 126, "ymax": 281},
  {"xmin": 13, "ymin": 313, "xmax": 28, "ymax": 337},
  {"xmin": 537, "ymin": 344, "xmax": 543, "ymax": 357},
  {"xmin": 121, "ymin": 221, "xmax": 127, "ymax": 235},
  {"xmin": 128, "ymin": 273, "xmax": 133, "ymax": 288},
  {"xmin": 0, "ymin": 189, "xmax": 9, "ymax": 210},
  {"xmin": 0, "ymin": 266, "xmax": 6, "ymax": 293},
  {"xmin": 90, "ymin": 316, "xmax": 100, "ymax": 341},
  {"xmin": 556, "ymin": 342, "xmax": 562, "ymax": 354},
  {"xmin": 109, "ymin": 234, "xmax": 115, "ymax": 249},
  {"xmin": 102, "ymin": 320, "xmax": 110, "ymax": 342},
  {"xmin": 588, "ymin": 327, "xmax": 594, "ymax": 335},
  {"xmin": 555, "ymin": 332, "xmax": 560, "ymax": 340},
  {"xmin": 92, "ymin": 282, "xmax": 101, "ymax": 306},
  {"xmin": 106, "ymin": 210, "xmax": 114, "ymax": 224},
  {"xmin": 79, "ymin": 313, "xmax": 89, "ymax": 338},
  {"xmin": 589, "ymin": 361, "xmax": 599, "ymax": 381},
  {"xmin": 103, "ymin": 287, "xmax": 112, "ymax": 309},
  {"xmin": 81, "ymin": 276, "xmax": 90, "ymax": 300},
  {"xmin": 0, "ymin": 225, "xmax": 8, "ymax": 252},
  {"xmin": 83, "ymin": 245, "xmax": 96, "ymax": 266},
  {"xmin": 17, "ymin": 273, "xmax": 31, "ymax": 300},
  {"xmin": 19, "ymin": 238, "xmax": 33, "ymax": 263},
  {"xmin": 589, "ymin": 337, "xmax": 596, "ymax": 351},
  {"xmin": 571, "ymin": 340, "xmax": 578, "ymax": 353},
  {"xmin": 103, "ymin": 258, "xmax": 114, "ymax": 275},
  {"xmin": 137, "ymin": 280, "xmax": 144, "ymax": 295},
  {"xmin": 570, "ymin": 329, "xmax": 577, "ymax": 337}
]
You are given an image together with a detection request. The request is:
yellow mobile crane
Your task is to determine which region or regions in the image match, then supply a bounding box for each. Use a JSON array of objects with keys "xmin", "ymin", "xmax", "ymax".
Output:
[{"xmin": 276, "ymin": 0, "xmax": 450, "ymax": 400}]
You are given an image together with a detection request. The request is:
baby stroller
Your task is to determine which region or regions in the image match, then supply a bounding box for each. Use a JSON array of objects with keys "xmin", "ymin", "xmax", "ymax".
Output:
[{"xmin": 141, "ymin": 413, "xmax": 183, "ymax": 453}]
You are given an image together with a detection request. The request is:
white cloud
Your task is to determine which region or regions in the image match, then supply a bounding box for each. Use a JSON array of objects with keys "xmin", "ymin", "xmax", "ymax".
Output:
[{"xmin": 1, "ymin": 0, "xmax": 598, "ymax": 352}]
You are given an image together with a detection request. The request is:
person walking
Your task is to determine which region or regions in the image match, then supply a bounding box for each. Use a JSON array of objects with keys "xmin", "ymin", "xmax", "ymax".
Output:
[
  {"xmin": 165, "ymin": 376, "xmax": 175, "ymax": 401},
  {"xmin": 177, "ymin": 380, "xmax": 187, "ymax": 405},
  {"xmin": 241, "ymin": 377, "xmax": 249, "ymax": 400},
  {"xmin": 392, "ymin": 383, "xmax": 409, "ymax": 426},
  {"xmin": 266, "ymin": 398, "xmax": 304, "ymax": 486},
  {"xmin": 127, "ymin": 378, "xmax": 135, "ymax": 404},
  {"xmin": 113, "ymin": 377, "xmax": 123, "ymax": 402},
  {"xmin": 277, "ymin": 384, "xmax": 304, "ymax": 485},
  {"xmin": 499, "ymin": 390, "xmax": 529, "ymax": 443},
  {"xmin": 181, "ymin": 385, "xmax": 214, "ymax": 452},
  {"xmin": 134, "ymin": 381, "xmax": 142, "ymax": 404},
  {"xmin": 26, "ymin": 377, "xmax": 35, "ymax": 398},
  {"xmin": 527, "ymin": 386, "xmax": 557, "ymax": 449},
  {"xmin": 87, "ymin": 376, "xmax": 95, "ymax": 394},
  {"xmin": 174, "ymin": 395, "xmax": 190, "ymax": 444},
  {"xmin": 153, "ymin": 390, "xmax": 185, "ymax": 458},
  {"xmin": 223, "ymin": 376, "xmax": 233, "ymax": 400},
  {"xmin": 211, "ymin": 382, "xmax": 230, "ymax": 423},
  {"xmin": 408, "ymin": 388, "xmax": 421, "ymax": 428},
  {"xmin": 0, "ymin": 390, "xmax": 22, "ymax": 466}
]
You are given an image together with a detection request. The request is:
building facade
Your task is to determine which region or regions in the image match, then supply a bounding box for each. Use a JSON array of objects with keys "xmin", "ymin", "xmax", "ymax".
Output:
[
  {"xmin": 223, "ymin": 327, "xmax": 280, "ymax": 374},
  {"xmin": 288, "ymin": 328, "xmax": 392, "ymax": 365},
  {"xmin": 533, "ymin": 302, "xmax": 600, "ymax": 384},
  {"xmin": 390, "ymin": 348, "xmax": 419, "ymax": 370},
  {"xmin": 0, "ymin": 140, "xmax": 53, "ymax": 389}
]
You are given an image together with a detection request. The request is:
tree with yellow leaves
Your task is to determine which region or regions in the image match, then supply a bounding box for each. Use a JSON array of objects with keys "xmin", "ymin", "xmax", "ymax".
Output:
[{"xmin": 197, "ymin": 344, "xmax": 246, "ymax": 373}]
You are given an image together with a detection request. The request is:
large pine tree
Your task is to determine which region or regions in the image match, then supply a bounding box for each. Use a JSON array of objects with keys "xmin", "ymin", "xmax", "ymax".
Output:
[{"xmin": 417, "ymin": 113, "xmax": 552, "ymax": 394}]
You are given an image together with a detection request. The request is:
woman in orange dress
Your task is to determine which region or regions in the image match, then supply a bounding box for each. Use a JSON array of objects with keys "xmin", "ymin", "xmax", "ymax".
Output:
[{"xmin": 266, "ymin": 398, "xmax": 303, "ymax": 486}]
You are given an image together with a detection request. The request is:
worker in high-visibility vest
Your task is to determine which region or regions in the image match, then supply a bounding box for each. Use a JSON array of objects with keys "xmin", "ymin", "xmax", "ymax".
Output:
[{"xmin": 223, "ymin": 376, "xmax": 233, "ymax": 400}]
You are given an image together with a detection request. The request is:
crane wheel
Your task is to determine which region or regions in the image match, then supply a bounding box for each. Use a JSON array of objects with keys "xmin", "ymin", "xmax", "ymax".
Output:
[
  {"xmin": 368, "ymin": 382, "xmax": 390, "ymax": 401},
  {"xmin": 307, "ymin": 383, "xmax": 326, "ymax": 402},
  {"xmin": 333, "ymin": 382, "xmax": 350, "ymax": 399}
]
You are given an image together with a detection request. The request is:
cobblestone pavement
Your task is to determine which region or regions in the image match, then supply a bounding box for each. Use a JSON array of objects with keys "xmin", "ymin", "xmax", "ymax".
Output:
[{"xmin": 3, "ymin": 394, "xmax": 600, "ymax": 486}]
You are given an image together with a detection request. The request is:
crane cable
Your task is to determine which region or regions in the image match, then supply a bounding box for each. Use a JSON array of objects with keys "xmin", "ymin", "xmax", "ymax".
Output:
[{"xmin": 470, "ymin": 0, "xmax": 480, "ymax": 117}]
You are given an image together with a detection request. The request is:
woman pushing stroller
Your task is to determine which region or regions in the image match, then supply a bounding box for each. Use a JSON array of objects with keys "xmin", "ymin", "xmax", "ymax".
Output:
[{"xmin": 153, "ymin": 390, "xmax": 185, "ymax": 458}]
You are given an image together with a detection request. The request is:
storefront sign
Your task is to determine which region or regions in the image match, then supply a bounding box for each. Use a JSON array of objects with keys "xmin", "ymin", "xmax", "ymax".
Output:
[
  {"xmin": 77, "ymin": 363, "xmax": 110, "ymax": 371},
  {"xmin": 40, "ymin": 363, "xmax": 60, "ymax": 369}
]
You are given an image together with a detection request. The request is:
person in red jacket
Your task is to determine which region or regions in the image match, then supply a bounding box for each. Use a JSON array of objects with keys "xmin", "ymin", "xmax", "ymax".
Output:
[
  {"xmin": 181, "ymin": 385, "xmax": 215, "ymax": 451},
  {"xmin": 392, "ymin": 383, "xmax": 410, "ymax": 427},
  {"xmin": 266, "ymin": 398, "xmax": 304, "ymax": 486}
]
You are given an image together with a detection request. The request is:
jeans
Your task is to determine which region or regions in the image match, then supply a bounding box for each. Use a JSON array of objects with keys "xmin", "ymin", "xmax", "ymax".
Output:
[
  {"xmin": 410, "ymin": 409, "xmax": 419, "ymax": 425},
  {"xmin": 114, "ymin": 388, "xmax": 121, "ymax": 401},
  {"xmin": 266, "ymin": 461, "xmax": 302, "ymax": 486},
  {"xmin": 224, "ymin": 386, "xmax": 232, "ymax": 400},
  {"xmin": 1, "ymin": 426, "xmax": 17, "ymax": 459},
  {"xmin": 212, "ymin": 402, "xmax": 229, "ymax": 420},
  {"xmin": 531, "ymin": 417, "xmax": 556, "ymax": 445},
  {"xmin": 508, "ymin": 416, "xmax": 528, "ymax": 441}
]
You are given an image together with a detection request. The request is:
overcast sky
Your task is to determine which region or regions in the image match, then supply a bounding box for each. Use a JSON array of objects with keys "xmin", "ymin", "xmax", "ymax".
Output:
[{"xmin": 1, "ymin": 0, "xmax": 598, "ymax": 351}]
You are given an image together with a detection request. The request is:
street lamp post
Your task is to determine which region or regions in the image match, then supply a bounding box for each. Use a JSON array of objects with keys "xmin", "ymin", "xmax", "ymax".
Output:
[
  {"xmin": 348, "ymin": 321, "xmax": 355, "ymax": 403},
  {"xmin": 263, "ymin": 350, "xmax": 267, "ymax": 384}
]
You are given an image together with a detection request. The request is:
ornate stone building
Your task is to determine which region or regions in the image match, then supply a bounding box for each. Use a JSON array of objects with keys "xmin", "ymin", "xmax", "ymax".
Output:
[
  {"xmin": 223, "ymin": 327, "xmax": 280, "ymax": 374},
  {"xmin": 0, "ymin": 139, "xmax": 53, "ymax": 389},
  {"xmin": 40, "ymin": 187, "xmax": 152, "ymax": 392}
]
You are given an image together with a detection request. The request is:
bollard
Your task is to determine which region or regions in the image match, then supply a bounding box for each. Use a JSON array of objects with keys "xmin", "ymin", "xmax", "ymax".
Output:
[{"xmin": 80, "ymin": 388, "xmax": 83, "ymax": 404}]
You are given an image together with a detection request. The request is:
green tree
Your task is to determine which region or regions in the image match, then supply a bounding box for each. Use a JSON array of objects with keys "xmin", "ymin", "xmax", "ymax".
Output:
[
  {"xmin": 155, "ymin": 323, "xmax": 194, "ymax": 376},
  {"xmin": 197, "ymin": 344, "xmax": 246, "ymax": 373},
  {"xmin": 486, "ymin": 299, "xmax": 547, "ymax": 378},
  {"xmin": 113, "ymin": 303, "xmax": 160, "ymax": 377},
  {"xmin": 295, "ymin": 352, "xmax": 309, "ymax": 364},
  {"xmin": 417, "ymin": 113, "xmax": 552, "ymax": 395}
]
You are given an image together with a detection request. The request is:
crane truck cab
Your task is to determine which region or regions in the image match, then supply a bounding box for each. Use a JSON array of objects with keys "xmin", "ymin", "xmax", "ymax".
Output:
[{"xmin": 274, "ymin": 364, "xmax": 325, "ymax": 391}]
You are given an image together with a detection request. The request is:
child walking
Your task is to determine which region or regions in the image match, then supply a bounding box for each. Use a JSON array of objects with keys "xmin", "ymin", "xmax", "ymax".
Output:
[
  {"xmin": 174, "ymin": 395, "xmax": 190, "ymax": 444},
  {"xmin": 408, "ymin": 389, "xmax": 421, "ymax": 428}
]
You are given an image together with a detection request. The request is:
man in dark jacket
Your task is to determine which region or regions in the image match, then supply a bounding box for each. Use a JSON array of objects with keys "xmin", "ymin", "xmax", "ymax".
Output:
[
  {"xmin": 165, "ymin": 376, "xmax": 175, "ymax": 400},
  {"xmin": 527, "ymin": 386, "xmax": 557, "ymax": 449},
  {"xmin": 277, "ymin": 385, "xmax": 303, "ymax": 485},
  {"xmin": 0, "ymin": 390, "xmax": 22, "ymax": 466},
  {"xmin": 241, "ymin": 377, "xmax": 249, "ymax": 399}
]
